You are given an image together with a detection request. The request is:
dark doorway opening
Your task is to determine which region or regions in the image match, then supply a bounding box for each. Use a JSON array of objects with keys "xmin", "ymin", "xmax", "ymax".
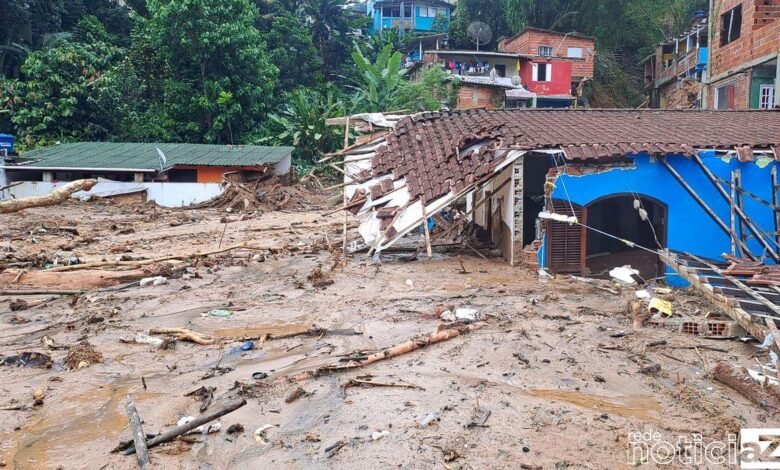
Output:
[
  {"xmin": 523, "ymin": 153, "xmax": 555, "ymax": 247},
  {"xmin": 585, "ymin": 195, "xmax": 667, "ymax": 280}
]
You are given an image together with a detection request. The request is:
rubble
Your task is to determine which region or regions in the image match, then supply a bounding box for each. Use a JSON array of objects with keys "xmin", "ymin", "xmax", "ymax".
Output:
[{"xmin": 0, "ymin": 193, "xmax": 778, "ymax": 468}]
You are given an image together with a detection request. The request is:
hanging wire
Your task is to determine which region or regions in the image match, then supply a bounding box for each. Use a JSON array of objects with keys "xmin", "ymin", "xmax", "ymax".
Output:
[{"xmin": 620, "ymin": 169, "xmax": 664, "ymax": 250}]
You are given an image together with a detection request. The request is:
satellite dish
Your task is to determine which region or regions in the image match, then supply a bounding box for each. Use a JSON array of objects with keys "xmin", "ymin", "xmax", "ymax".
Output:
[
  {"xmin": 511, "ymin": 75, "xmax": 521, "ymax": 86},
  {"xmin": 467, "ymin": 21, "xmax": 492, "ymax": 52}
]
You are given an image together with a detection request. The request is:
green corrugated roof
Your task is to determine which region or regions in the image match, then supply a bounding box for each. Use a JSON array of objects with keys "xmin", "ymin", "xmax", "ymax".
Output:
[{"xmin": 10, "ymin": 142, "xmax": 294, "ymax": 171}]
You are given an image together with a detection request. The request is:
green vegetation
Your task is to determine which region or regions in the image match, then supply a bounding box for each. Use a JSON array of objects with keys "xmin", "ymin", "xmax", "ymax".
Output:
[{"xmin": 0, "ymin": 0, "xmax": 708, "ymax": 169}]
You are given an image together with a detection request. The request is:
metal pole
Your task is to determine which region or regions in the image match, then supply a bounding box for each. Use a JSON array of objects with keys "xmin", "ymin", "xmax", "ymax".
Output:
[
  {"xmin": 658, "ymin": 157, "xmax": 756, "ymax": 260},
  {"xmin": 691, "ymin": 153, "xmax": 779, "ymax": 262}
]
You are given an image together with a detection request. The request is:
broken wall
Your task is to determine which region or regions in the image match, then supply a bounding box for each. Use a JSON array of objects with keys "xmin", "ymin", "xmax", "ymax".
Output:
[
  {"xmin": 4, "ymin": 181, "xmax": 224, "ymax": 208},
  {"xmin": 472, "ymin": 165, "xmax": 515, "ymax": 263},
  {"xmin": 539, "ymin": 151, "xmax": 780, "ymax": 284}
]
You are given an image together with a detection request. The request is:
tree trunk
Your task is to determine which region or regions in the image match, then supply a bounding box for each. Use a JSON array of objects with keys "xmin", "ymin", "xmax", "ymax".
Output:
[{"xmin": 0, "ymin": 179, "xmax": 97, "ymax": 214}]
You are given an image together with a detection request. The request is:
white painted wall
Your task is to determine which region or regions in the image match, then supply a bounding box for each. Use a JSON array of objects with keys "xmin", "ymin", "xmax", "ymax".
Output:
[{"xmin": 1, "ymin": 181, "xmax": 224, "ymax": 208}]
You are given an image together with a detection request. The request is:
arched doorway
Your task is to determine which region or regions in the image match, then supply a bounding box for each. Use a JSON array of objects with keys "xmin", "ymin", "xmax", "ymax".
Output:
[{"xmin": 585, "ymin": 194, "xmax": 667, "ymax": 280}]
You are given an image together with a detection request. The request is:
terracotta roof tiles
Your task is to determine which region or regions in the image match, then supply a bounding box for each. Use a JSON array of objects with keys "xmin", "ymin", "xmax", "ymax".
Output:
[{"xmin": 367, "ymin": 109, "xmax": 780, "ymax": 204}]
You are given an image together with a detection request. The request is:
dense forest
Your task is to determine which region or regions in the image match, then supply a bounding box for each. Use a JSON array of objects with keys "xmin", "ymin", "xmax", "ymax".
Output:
[{"xmin": 0, "ymin": 0, "xmax": 706, "ymax": 173}]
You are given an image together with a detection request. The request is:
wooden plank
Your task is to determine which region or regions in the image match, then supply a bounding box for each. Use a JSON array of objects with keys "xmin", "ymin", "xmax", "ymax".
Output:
[
  {"xmin": 773, "ymin": 166, "xmax": 780, "ymax": 256},
  {"xmin": 687, "ymin": 252, "xmax": 780, "ymax": 318},
  {"xmin": 660, "ymin": 158, "xmax": 755, "ymax": 260},
  {"xmin": 660, "ymin": 251, "xmax": 766, "ymax": 340},
  {"xmin": 730, "ymin": 170, "xmax": 738, "ymax": 256},
  {"xmin": 693, "ymin": 155, "xmax": 779, "ymax": 262}
]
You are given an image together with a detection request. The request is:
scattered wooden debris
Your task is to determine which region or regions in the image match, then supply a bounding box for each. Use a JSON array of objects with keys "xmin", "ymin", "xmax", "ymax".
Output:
[
  {"xmin": 283, "ymin": 323, "xmax": 484, "ymax": 383},
  {"xmin": 184, "ymin": 386, "xmax": 216, "ymax": 412},
  {"xmin": 65, "ymin": 341, "xmax": 103, "ymax": 369},
  {"xmin": 324, "ymin": 439, "xmax": 348, "ymax": 459},
  {"xmin": 149, "ymin": 328, "xmax": 214, "ymax": 345},
  {"xmin": 285, "ymin": 387, "xmax": 309, "ymax": 403},
  {"xmin": 713, "ymin": 361, "xmax": 780, "ymax": 410},
  {"xmin": 125, "ymin": 396, "xmax": 150, "ymax": 469},
  {"xmin": 123, "ymin": 399, "xmax": 247, "ymax": 456},
  {"xmin": 343, "ymin": 377, "xmax": 424, "ymax": 395},
  {"xmin": 0, "ymin": 269, "xmax": 149, "ymax": 289}
]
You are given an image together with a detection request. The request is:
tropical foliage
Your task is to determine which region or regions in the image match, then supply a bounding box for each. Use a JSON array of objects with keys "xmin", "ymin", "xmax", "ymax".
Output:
[{"xmin": 0, "ymin": 0, "xmax": 709, "ymax": 165}]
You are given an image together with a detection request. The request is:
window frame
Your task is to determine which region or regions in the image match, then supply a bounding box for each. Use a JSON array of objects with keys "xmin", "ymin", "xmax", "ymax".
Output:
[
  {"xmin": 532, "ymin": 63, "xmax": 552, "ymax": 82},
  {"xmin": 720, "ymin": 4, "xmax": 743, "ymax": 46},
  {"xmin": 566, "ymin": 47, "xmax": 583, "ymax": 59},
  {"xmin": 759, "ymin": 85, "xmax": 776, "ymax": 110},
  {"xmin": 538, "ymin": 45, "xmax": 554, "ymax": 57}
]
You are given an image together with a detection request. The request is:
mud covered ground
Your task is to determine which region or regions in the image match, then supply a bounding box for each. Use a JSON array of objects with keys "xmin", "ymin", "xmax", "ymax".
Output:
[{"xmin": 0, "ymin": 198, "xmax": 773, "ymax": 469}]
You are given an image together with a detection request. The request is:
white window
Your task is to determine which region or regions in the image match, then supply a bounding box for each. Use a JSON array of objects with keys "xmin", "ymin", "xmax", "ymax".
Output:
[
  {"xmin": 532, "ymin": 63, "xmax": 552, "ymax": 82},
  {"xmin": 760, "ymin": 85, "xmax": 776, "ymax": 110},
  {"xmin": 538, "ymin": 46, "xmax": 553, "ymax": 57},
  {"xmin": 419, "ymin": 7, "xmax": 438, "ymax": 17},
  {"xmin": 566, "ymin": 47, "xmax": 583, "ymax": 59}
]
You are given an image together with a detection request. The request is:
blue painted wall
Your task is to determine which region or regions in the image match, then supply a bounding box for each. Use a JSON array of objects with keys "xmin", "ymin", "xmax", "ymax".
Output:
[
  {"xmin": 368, "ymin": 2, "xmax": 450, "ymax": 34},
  {"xmin": 540, "ymin": 152, "xmax": 780, "ymax": 284}
]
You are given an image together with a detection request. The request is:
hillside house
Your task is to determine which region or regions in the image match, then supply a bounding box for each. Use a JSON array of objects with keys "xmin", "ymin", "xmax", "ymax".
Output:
[
  {"xmin": 642, "ymin": 16, "xmax": 709, "ymax": 108},
  {"xmin": 367, "ymin": 0, "xmax": 453, "ymax": 34},
  {"xmin": 707, "ymin": 0, "xmax": 780, "ymax": 109}
]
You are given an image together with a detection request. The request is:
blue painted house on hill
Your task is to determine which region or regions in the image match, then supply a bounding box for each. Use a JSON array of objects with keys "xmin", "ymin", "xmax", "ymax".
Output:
[{"xmin": 367, "ymin": 0, "xmax": 453, "ymax": 34}]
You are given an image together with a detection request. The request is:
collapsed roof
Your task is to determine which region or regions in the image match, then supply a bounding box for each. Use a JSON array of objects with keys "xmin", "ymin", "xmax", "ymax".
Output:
[{"xmin": 341, "ymin": 108, "xmax": 780, "ymax": 253}]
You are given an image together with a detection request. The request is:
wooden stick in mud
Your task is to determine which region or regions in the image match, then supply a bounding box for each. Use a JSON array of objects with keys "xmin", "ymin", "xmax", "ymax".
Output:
[
  {"xmin": 0, "ymin": 179, "xmax": 97, "ymax": 214},
  {"xmin": 124, "ymin": 399, "xmax": 247, "ymax": 455},
  {"xmin": 125, "ymin": 396, "xmax": 150, "ymax": 469},
  {"xmin": 0, "ymin": 289, "xmax": 83, "ymax": 296},
  {"xmin": 283, "ymin": 323, "xmax": 484, "ymax": 382},
  {"xmin": 149, "ymin": 327, "xmax": 214, "ymax": 345}
]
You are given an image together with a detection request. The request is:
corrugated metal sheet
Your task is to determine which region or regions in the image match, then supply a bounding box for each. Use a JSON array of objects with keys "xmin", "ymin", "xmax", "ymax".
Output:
[{"xmin": 11, "ymin": 142, "xmax": 294, "ymax": 170}]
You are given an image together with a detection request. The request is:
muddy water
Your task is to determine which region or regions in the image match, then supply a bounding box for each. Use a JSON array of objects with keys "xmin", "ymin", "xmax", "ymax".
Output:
[
  {"xmin": 5, "ymin": 383, "xmax": 162, "ymax": 469},
  {"xmin": 525, "ymin": 389, "xmax": 661, "ymax": 421}
]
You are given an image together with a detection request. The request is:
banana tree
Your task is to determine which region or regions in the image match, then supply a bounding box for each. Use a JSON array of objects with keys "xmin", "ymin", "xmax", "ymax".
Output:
[{"xmin": 350, "ymin": 44, "xmax": 407, "ymax": 113}]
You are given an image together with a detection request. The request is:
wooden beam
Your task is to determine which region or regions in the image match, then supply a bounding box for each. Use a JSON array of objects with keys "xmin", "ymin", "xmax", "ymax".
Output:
[
  {"xmin": 692, "ymin": 154, "xmax": 780, "ymax": 262},
  {"xmin": 772, "ymin": 166, "xmax": 780, "ymax": 255},
  {"xmin": 658, "ymin": 157, "xmax": 755, "ymax": 260},
  {"xmin": 730, "ymin": 170, "xmax": 738, "ymax": 256},
  {"xmin": 735, "ymin": 169, "xmax": 746, "ymax": 246},
  {"xmin": 687, "ymin": 252, "xmax": 780, "ymax": 318},
  {"xmin": 660, "ymin": 251, "xmax": 766, "ymax": 339}
]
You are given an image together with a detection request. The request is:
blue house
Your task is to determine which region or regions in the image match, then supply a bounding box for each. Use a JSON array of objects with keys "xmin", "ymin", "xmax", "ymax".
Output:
[{"xmin": 367, "ymin": 0, "xmax": 453, "ymax": 34}]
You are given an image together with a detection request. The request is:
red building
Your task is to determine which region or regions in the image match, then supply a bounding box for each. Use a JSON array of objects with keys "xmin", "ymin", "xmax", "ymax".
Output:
[{"xmin": 498, "ymin": 27, "xmax": 596, "ymax": 85}]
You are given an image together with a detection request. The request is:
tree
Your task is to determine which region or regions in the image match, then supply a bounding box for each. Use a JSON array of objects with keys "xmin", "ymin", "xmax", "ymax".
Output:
[
  {"xmin": 260, "ymin": 13, "xmax": 324, "ymax": 92},
  {"xmin": 300, "ymin": 0, "xmax": 365, "ymax": 79},
  {"xmin": 11, "ymin": 35, "xmax": 123, "ymax": 148},
  {"xmin": 395, "ymin": 66, "xmax": 456, "ymax": 112},
  {"xmin": 350, "ymin": 44, "xmax": 406, "ymax": 112},
  {"xmin": 146, "ymin": 0, "xmax": 279, "ymax": 143},
  {"xmin": 258, "ymin": 87, "xmax": 345, "ymax": 174}
]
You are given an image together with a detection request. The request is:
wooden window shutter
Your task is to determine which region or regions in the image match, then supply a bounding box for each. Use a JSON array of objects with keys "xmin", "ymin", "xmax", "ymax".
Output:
[{"xmin": 546, "ymin": 199, "xmax": 586, "ymax": 274}]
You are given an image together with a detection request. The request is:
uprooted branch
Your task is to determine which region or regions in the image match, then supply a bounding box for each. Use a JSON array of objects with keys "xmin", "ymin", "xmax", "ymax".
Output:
[
  {"xmin": 280, "ymin": 323, "xmax": 484, "ymax": 383},
  {"xmin": 123, "ymin": 399, "xmax": 246, "ymax": 456},
  {"xmin": 0, "ymin": 179, "xmax": 97, "ymax": 214},
  {"xmin": 149, "ymin": 328, "xmax": 214, "ymax": 345}
]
